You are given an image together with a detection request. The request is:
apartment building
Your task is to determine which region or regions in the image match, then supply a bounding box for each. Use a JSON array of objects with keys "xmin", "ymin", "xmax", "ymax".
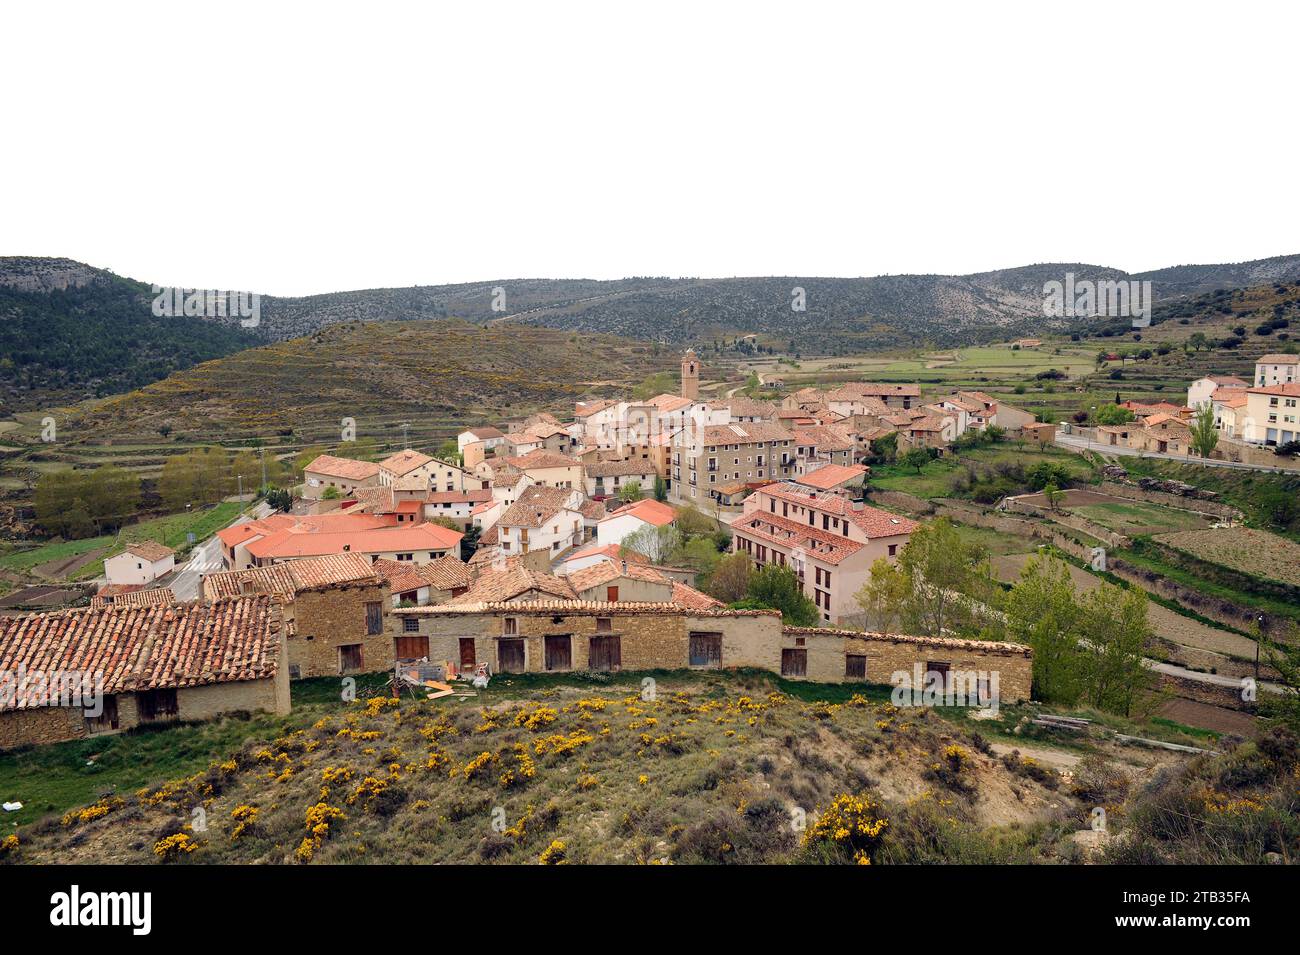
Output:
[{"xmin": 672, "ymin": 421, "xmax": 798, "ymax": 503}]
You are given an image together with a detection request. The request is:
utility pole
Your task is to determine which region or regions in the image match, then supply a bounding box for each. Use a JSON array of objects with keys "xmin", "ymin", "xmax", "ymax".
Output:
[
  {"xmin": 402, "ymin": 422, "xmax": 410, "ymax": 448},
  {"xmin": 260, "ymin": 447, "xmax": 267, "ymax": 489},
  {"xmin": 237, "ymin": 473, "xmax": 243, "ymax": 504}
]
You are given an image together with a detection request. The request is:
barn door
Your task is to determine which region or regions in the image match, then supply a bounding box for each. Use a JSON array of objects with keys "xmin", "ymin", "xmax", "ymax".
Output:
[
  {"xmin": 589, "ymin": 634, "xmax": 621, "ymax": 671},
  {"xmin": 544, "ymin": 634, "xmax": 572, "ymax": 671},
  {"xmin": 498, "ymin": 638, "xmax": 526, "ymax": 673}
]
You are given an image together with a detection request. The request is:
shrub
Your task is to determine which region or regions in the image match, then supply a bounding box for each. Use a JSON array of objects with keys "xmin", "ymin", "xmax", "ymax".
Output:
[{"xmin": 802, "ymin": 793, "xmax": 889, "ymax": 865}]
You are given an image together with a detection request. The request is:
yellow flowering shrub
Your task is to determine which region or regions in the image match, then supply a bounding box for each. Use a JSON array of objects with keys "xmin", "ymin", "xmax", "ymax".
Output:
[
  {"xmin": 297, "ymin": 802, "xmax": 345, "ymax": 862},
  {"xmin": 61, "ymin": 796, "xmax": 124, "ymax": 827},
  {"xmin": 804, "ymin": 793, "xmax": 889, "ymax": 865},
  {"xmin": 230, "ymin": 804, "xmax": 259, "ymax": 840},
  {"xmin": 0, "ymin": 834, "xmax": 18, "ymax": 857},
  {"xmin": 514, "ymin": 705, "xmax": 558, "ymax": 731},
  {"xmin": 462, "ymin": 751, "xmax": 494, "ymax": 780},
  {"xmin": 533, "ymin": 731, "xmax": 594, "ymax": 757},
  {"xmin": 153, "ymin": 833, "xmax": 199, "ymax": 861},
  {"xmin": 539, "ymin": 839, "xmax": 567, "ymax": 865}
]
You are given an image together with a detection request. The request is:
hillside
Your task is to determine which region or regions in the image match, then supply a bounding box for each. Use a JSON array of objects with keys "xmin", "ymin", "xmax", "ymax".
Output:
[
  {"xmin": 7, "ymin": 255, "xmax": 1300, "ymax": 413},
  {"xmin": 0, "ymin": 258, "xmax": 258, "ymax": 411},
  {"xmin": 0, "ymin": 670, "xmax": 1186, "ymax": 866},
  {"xmin": 54, "ymin": 319, "xmax": 665, "ymax": 443}
]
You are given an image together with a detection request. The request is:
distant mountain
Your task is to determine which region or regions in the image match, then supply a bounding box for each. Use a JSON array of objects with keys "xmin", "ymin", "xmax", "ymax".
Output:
[
  {"xmin": 0, "ymin": 258, "xmax": 257, "ymax": 411},
  {"xmin": 6, "ymin": 253, "xmax": 1300, "ymax": 410}
]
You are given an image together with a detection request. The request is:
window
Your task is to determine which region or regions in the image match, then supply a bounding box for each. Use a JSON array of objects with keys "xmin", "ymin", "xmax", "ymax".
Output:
[
  {"xmin": 403, "ymin": 616, "xmax": 420, "ymax": 633},
  {"xmin": 596, "ymin": 617, "xmax": 612, "ymax": 632},
  {"xmin": 503, "ymin": 617, "xmax": 518, "ymax": 635},
  {"xmin": 689, "ymin": 632, "xmax": 723, "ymax": 667},
  {"xmin": 606, "ymin": 585, "xmax": 619, "ymax": 602},
  {"xmin": 781, "ymin": 648, "xmax": 807, "ymax": 677},
  {"xmin": 845, "ymin": 654, "xmax": 867, "ymax": 680},
  {"xmin": 137, "ymin": 688, "xmax": 178, "ymax": 721},
  {"xmin": 395, "ymin": 635, "xmax": 429, "ymax": 659},
  {"xmin": 888, "ymin": 543, "xmax": 898, "ymax": 557},
  {"xmin": 339, "ymin": 644, "xmax": 364, "ymax": 673},
  {"xmin": 365, "ymin": 601, "xmax": 383, "ymax": 635}
]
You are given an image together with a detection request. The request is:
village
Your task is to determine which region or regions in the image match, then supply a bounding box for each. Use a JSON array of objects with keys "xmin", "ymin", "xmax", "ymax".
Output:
[{"xmin": 5, "ymin": 344, "xmax": 1295, "ymax": 753}]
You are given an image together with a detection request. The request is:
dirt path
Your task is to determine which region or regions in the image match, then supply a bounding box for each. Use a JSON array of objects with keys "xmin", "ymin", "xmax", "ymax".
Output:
[
  {"xmin": 33, "ymin": 546, "xmax": 107, "ymax": 581},
  {"xmin": 989, "ymin": 742, "xmax": 1082, "ymax": 770},
  {"xmin": 991, "ymin": 553, "xmax": 1259, "ymax": 662}
]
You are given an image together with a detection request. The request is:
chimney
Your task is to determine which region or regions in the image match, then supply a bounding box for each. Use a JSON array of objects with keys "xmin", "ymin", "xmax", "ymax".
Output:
[
  {"xmin": 851, "ymin": 500, "xmax": 865, "ymax": 512},
  {"xmin": 621, "ymin": 560, "xmax": 628, "ymax": 574}
]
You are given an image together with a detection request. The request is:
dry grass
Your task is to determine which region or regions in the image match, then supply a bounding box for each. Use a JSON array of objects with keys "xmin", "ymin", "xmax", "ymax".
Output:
[
  {"xmin": 4, "ymin": 672, "xmax": 1076, "ymax": 865},
  {"xmin": 1156, "ymin": 527, "xmax": 1300, "ymax": 589}
]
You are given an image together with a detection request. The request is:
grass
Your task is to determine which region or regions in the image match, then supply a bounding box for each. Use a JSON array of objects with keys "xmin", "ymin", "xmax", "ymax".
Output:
[
  {"xmin": 1117, "ymin": 542, "xmax": 1300, "ymax": 623},
  {"xmin": 1070, "ymin": 500, "xmax": 1208, "ymax": 536},
  {"xmin": 5, "ymin": 669, "xmax": 1087, "ymax": 865},
  {"xmin": 0, "ymin": 501, "xmax": 244, "ymax": 580},
  {"xmin": 869, "ymin": 444, "xmax": 1099, "ymax": 500},
  {"xmin": 950, "ymin": 522, "xmax": 1036, "ymax": 556}
]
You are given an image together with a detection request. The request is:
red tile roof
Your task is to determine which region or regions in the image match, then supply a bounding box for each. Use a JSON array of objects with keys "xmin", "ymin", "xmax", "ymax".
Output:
[
  {"xmin": 565, "ymin": 559, "xmax": 672, "ymax": 594},
  {"xmin": 373, "ymin": 555, "xmax": 472, "ymax": 594},
  {"xmin": 303, "ymin": 454, "xmax": 382, "ymax": 481},
  {"xmin": 246, "ymin": 521, "xmax": 462, "ymax": 560},
  {"xmin": 601, "ymin": 498, "xmax": 676, "ymax": 527},
  {"xmin": 89, "ymin": 587, "xmax": 175, "ymax": 609},
  {"xmin": 757, "ymin": 483, "xmax": 920, "ymax": 538},
  {"xmin": 795, "ymin": 464, "xmax": 868, "ymax": 490},
  {"xmin": 380, "ymin": 449, "xmax": 434, "ymax": 476},
  {"xmin": 505, "ymin": 449, "xmax": 581, "ymax": 470},
  {"xmin": 731, "ymin": 512, "xmax": 864, "ymax": 565},
  {"xmin": 0, "ymin": 596, "xmax": 284, "ymax": 711},
  {"xmin": 203, "ymin": 553, "xmax": 381, "ymax": 599},
  {"xmin": 122, "ymin": 541, "xmax": 175, "ymax": 562}
]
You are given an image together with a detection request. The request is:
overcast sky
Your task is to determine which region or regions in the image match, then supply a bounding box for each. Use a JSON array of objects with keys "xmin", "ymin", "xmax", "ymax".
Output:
[{"xmin": 3, "ymin": 1, "xmax": 1297, "ymax": 296}]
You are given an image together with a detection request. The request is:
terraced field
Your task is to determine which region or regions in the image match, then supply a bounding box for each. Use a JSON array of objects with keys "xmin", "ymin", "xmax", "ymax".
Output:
[{"xmin": 1155, "ymin": 527, "xmax": 1300, "ymax": 589}]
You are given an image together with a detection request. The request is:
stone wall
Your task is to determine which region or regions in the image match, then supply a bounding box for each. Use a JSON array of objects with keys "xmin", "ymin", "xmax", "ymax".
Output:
[
  {"xmin": 397, "ymin": 606, "xmax": 1033, "ymax": 702},
  {"xmin": 289, "ymin": 581, "xmax": 391, "ymax": 678},
  {"xmin": 1097, "ymin": 481, "xmax": 1242, "ymax": 520}
]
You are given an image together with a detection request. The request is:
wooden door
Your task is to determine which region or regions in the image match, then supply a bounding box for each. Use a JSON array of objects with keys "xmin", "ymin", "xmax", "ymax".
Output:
[
  {"xmin": 395, "ymin": 635, "xmax": 429, "ymax": 660},
  {"xmin": 544, "ymin": 634, "xmax": 572, "ymax": 671},
  {"xmin": 781, "ymin": 648, "xmax": 807, "ymax": 677},
  {"xmin": 498, "ymin": 638, "xmax": 525, "ymax": 673},
  {"xmin": 459, "ymin": 638, "xmax": 477, "ymax": 667},
  {"xmin": 606, "ymin": 585, "xmax": 619, "ymax": 602},
  {"xmin": 589, "ymin": 634, "xmax": 621, "ymax": 672},
  {"xmin": 689, "ymin": 632, "xmax": 722, "ymax": 668}
]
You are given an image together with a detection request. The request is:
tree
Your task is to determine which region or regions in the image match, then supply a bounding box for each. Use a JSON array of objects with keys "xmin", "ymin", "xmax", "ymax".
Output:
[
  {"xmin": 892, "ymin": 518, "xmax": 1000, "ymax": 638},
  {"xmin": 620, "ymin": 523, "xmax": 682, "ymax": 563},
  {"xmin": 265, "ymin": 488, "xmax": 292, "ymax": 512},
  {"xmin": 1188, "ymin": 402, "xmax": 1219, "ymax": 458},
  {"xmin": 322, "ymin": 486, "xmax": 341, "ymax": 500},
  {"xmin": 1076, "ymin": 583, "xmax": 1156, "ymax": 717},
  {"xmin": 1260, "ymin": 620, "xmax": 1300, "ymax": 730},
  {"xmin": 458, "ymin": 524, "xmax": 481, "ymax": 562},
  {"xmin": 738, "ymin": 564, "xmax": 819, "ymax": 626},
  {"xmin": 34, "ymin": 466, "xmax": 142, "ymax": 538},
  {"xmin": 673, "ymin": 502, "xmax": 716, "ymax": 538},
  {"xmin": 707, "ymin": 551, "xmax": 754, "ymax": 603},
  {"xmin": 1005, "ymin": 556, "xmax": 1087, "ymax": 705},
  {"xmin": 652, "ymin": 475, "xmax": 668, "ymax": 502},
  {"xmin": 1042, "ymin": 482, "xmax": 1064, "ymax": 512},
  {"xmin": 435, "ymin": 439, "xmax": 463, "ymax": 466},
  {"xmin": 617, "ymin": 480, "xmax": 643, "ymax": 504},
  {"xmin": 1093, "ymin": 403, "xmax": 1135, "ymax": 426},
  {"xmin": 855, "ymin": 557, "xmax": 910, "ymax": 635},
  {"xmin": 900, "ymin": 448, "xmax": 930, "ymax": 474},
  {"xmin": 1188, "ymin": 332, "xmax": 1208, "ymax": 353}
]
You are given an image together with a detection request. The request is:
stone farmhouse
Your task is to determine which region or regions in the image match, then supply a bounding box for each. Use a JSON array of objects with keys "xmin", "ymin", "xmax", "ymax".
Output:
[{"xmin": 0, "ymin": 595, "xmax": 288, "ymax": 750}]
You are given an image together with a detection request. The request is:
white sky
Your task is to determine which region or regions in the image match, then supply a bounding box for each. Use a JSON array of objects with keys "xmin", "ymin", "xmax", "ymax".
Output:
[{"xmin": 2, "ymin": 1, "xmax": 1297, "ymax": 296}]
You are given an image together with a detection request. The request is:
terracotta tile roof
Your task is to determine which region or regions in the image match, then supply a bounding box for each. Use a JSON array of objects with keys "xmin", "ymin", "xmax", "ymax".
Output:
[
  {"xmin": 246, "ymin": 521, "xmax": 462, "ymax": 560},
  {"xmin": 380, "ymin": 449, "xmax": 434, "ymax": 476},
  {"xmin": 203, "ymin": 552, "xmax": 381, "ymax": 599},
  {"xmin": 561, "ymin": 542, "xmax": 650, "ymax": 564},
  {"xmin": 448, "ymin": 566, "xmax": 577, "ymax": 604},
  {"xmin": 523, "ymin": 422, "xmax": 570, "ymax": 439},
  {"xmin": 758, "ymin": 483, "xmax": 920, "ymax": 538},
  {"xmin": 724, "ymin": 396, "xmax": 779, "ymax": 419},
  {"xmin": 1248, "ymin": 382, "xmax": 1300, "ymax": 397},
  {"xmin": 904, "ymin": 415, "xmax": 947, "ymax": 433},
  {"xmin": 731, "ymin": 512, "xmax": 864, "ymax": 566},
  {"xmin": 373, "ymin": 555, "xmax": 471, "ymax": 594},
  {"xmin": 1200, "ymin": 376, "xmax": 1248, "ymax": 386},
  {"xmin": 394, "ymin": 599, "xmax": 779, "ymax": 618},
  {"xmin": 958, "ymin": 391, "xmax": 998, "ymax": 405},
  {"xmin": 392, "ymin": 473, "xmax": 430, "ymax": 492},
  {"xmin": 303, "ymin": 454, "xmax": 382, "ymax": 481},
  {"xmin": 574, "ymin": 399, "xmax": 616, "ymax": 417},
  {"xmin": 601, "ymin": 498, "xmax": 676, "ymax": 527},
  {"xmin": 1213, "ymin": 390, "xmax": 1248, "ymax": 409},
  {"xmin": 348, "ymin": 486, "xmax": 397, "ymax": 512},
  {"xmin": 0, "ymin": 595, "xmax": 284, "ymax": 711},
  {"xmin": 505, "ymin": 449, "xmax": 581, "ymax": 470},
  {"xmin": 824, "ymin": 390, "xmax": 891, "ymax": 415},
  {"xmin": 1258, "ymin": 354, "xmax": 1300, "ymax": 364},
  {"xmin": 792, "ymin": 425, "xmax": 855, "ymax": 451},
  {"xmin": 585, "ymin": 459, "xmax": 657, "ymax": 478},
  {"xmin": 1144, "ymin": 413, "xmax": 1190, "ymax": 429},
  {"xmin": 499, "ymin": 486, "xmax": 581, "ymax": 528},
  {"xmin": 122, "ymin": 541, "xmax": 175, "ymax": 562},
  {"xmin": 698, "ymin": 422, "xmax": 796, "ymax": 445},
  {"xmin": 464, "ymin": 426, "xmax": 505, "ymax": 439},
  {"xmin": 89, "ymin": 587, "xmax": 175, "ymax": 610},
  {"xmin": 426, "ymin": 489, "xmax": 493, "ymax": 505},
  {"xmin": 648, "ymin": 393, "xmax": 692, "ymax": 412},
  {"xmin": 939, "ymin": 394, "xmax": 984, "ymax": 413},
  {"xmin": 670, "ymin": 581, "xmax": 724, "ymax": 611},
  {"xmin": 795, "ymin": 464, "xmax": 868, "ymax": 490},
  {"xmin": 565, "ymin": 559, "xmax": 672, "ymax": 594},
  {"xmin": 783, "ymin": 625, "xmax": 1031, "ymax": 657},
  {"xmin": 579, "ymin": 499, "xmax": 607, "ymax": 521}
]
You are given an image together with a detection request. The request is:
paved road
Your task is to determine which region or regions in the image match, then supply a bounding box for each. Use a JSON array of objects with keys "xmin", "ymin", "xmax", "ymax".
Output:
[
  {"xmin": 169, "ymin": 502, "xmax": 271, "ymax": 601},
  {"xmin": 1054, "ymin": 432, "xmax": 1299, "ymax": 474}
]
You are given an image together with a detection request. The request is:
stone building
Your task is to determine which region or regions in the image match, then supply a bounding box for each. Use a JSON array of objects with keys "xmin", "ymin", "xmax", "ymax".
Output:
[
  {"xmin": 0, "ymin": 595, "xmax": 289, "ymax": 750},
  {"xmin": 388, "ymin": 600, "xmax": 1032, "ymax": 700}
]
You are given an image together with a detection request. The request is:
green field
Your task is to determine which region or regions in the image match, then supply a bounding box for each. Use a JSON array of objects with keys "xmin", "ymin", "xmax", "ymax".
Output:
[
  {"xmin": 1070, "ymin": 500, "xmax": 1209, "ymax": 537},
  {"xmin": 0, "ymin": 500, "xmax": 245, "ymax": 580},
  {"xmin": 869, "ymin": 445, "xmax": 1098, "ymax": 500}
]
